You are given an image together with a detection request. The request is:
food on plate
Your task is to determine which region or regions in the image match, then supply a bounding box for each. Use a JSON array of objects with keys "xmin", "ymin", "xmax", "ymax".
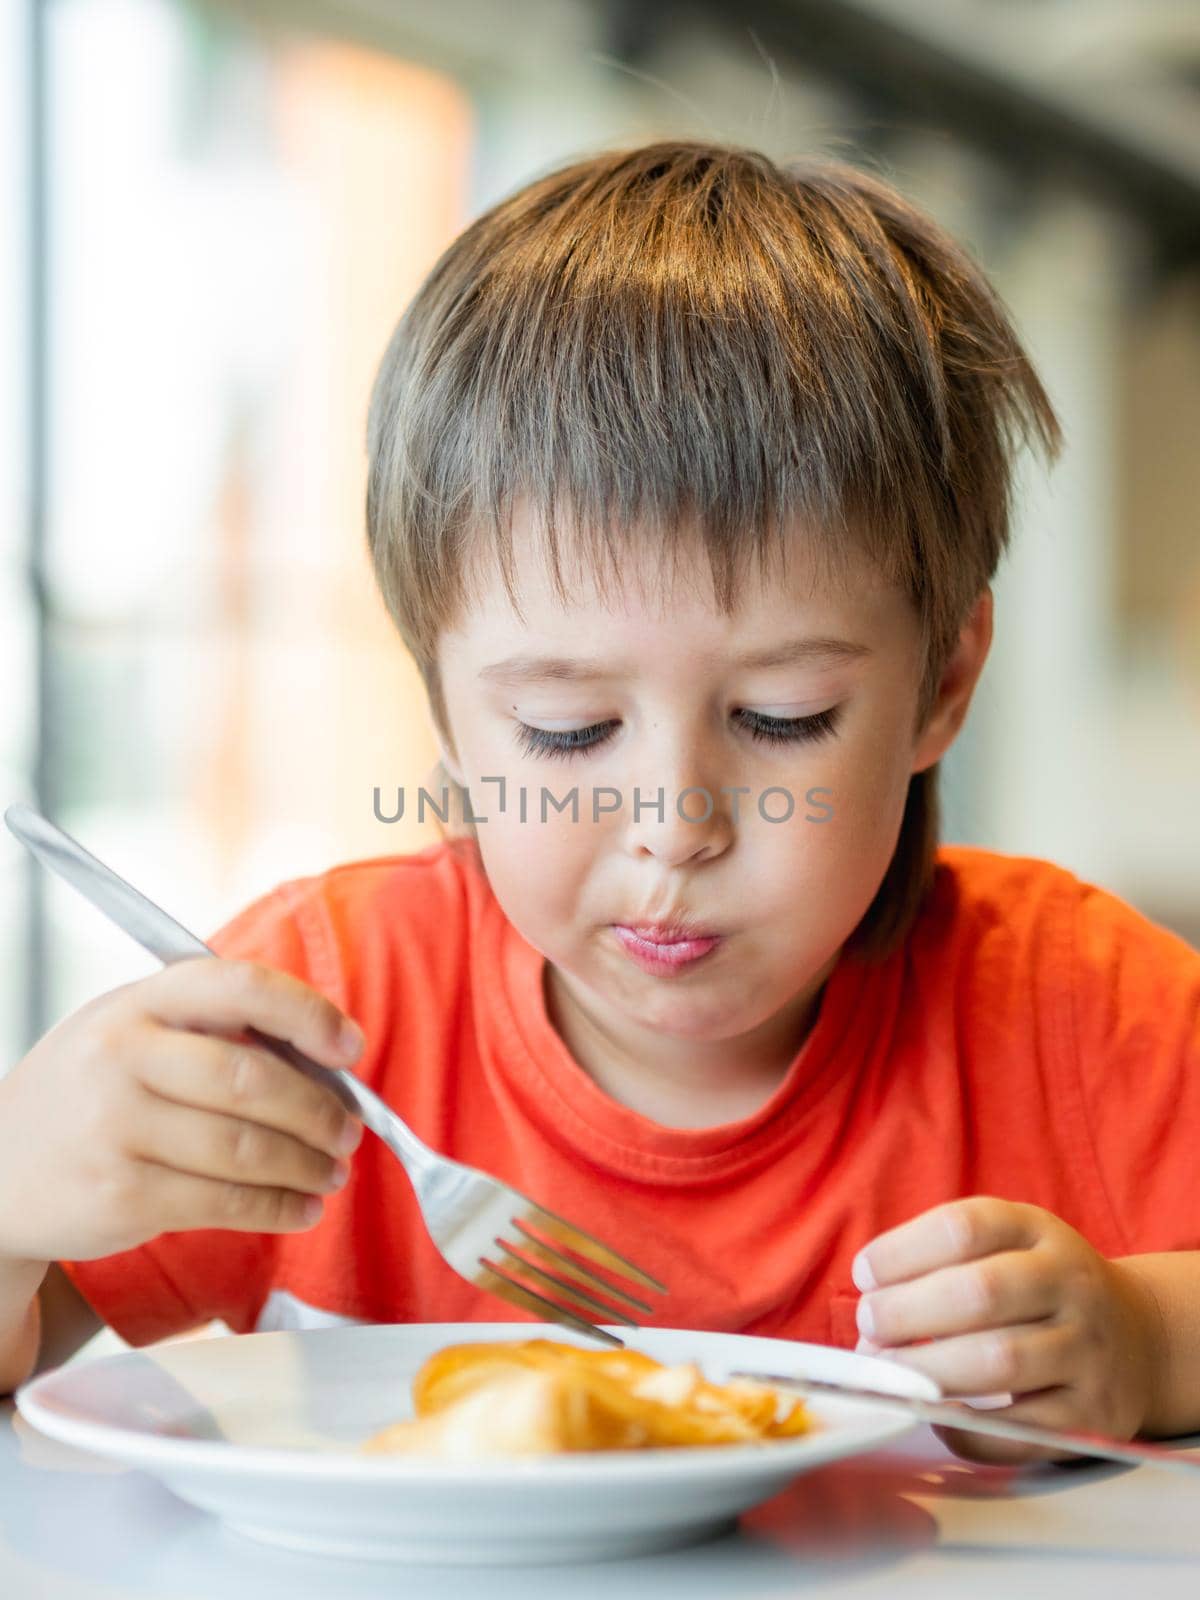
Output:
[{"xmin": 360, "ymin": 1338, "xmax": 813, "ymax": 1458}]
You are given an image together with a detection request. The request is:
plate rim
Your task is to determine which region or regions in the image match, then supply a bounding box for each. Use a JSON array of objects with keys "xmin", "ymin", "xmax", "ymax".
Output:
[{"xmin": 16, "ymin": 1321, "xmax": 938, "ymax": 1483}]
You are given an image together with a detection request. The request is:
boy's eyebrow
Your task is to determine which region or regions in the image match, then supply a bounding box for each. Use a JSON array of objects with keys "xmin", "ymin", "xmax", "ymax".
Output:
[{"xmin": 478, "ymin": 637, "xmax": 874, "ymax": 684}]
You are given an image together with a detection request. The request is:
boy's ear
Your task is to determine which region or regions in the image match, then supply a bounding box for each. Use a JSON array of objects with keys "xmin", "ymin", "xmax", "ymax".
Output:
[{"xmin": 910, "ymin": 587, "xmax": 993, "ymax": 775}]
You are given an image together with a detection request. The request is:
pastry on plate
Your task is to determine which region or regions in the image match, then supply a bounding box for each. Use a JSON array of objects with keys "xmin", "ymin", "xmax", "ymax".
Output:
[{"xmin": 361, "ymin": 1338, "xmax": 813, "ymax": 1458}]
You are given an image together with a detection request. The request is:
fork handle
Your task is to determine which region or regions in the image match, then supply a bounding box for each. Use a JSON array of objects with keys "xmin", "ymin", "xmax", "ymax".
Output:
[
  {"xmin": 238, "ymin": 1026, "xmax": 442, "ymax": 1178},
  {"xmin": 3, "ymin": 803, "xmax": 440, "ymax": 1168}
]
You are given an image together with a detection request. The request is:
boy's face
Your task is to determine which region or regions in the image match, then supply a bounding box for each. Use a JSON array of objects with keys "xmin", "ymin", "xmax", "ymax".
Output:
[{"xmin": 435, "ymin": 509, "xmax": 987, "ymax": 1068}]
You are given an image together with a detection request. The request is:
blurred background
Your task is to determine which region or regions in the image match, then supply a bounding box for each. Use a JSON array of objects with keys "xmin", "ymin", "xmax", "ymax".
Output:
[{"xmin": 3, "ymin": 0, "xmax": 1199, "ymax": 1069}]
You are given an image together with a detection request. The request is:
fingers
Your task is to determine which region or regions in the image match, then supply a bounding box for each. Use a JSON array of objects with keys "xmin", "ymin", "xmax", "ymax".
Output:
[
  {"xmin": 131, "ymin": 1027, "xmax": 362, "ymax": 1159},
  {"xmin": 124, "ymin": 1086, "xmax": 351, "ymax": 1200},
  {"xmin": 138, "ymin": 958, "xmax": 365, "ymax": 1073},
  {"xmin": 930, "ymin": 1389, "xmax": 1082, "ymax": 1467},
  {"xmin": 857, "ymin": 1248, "xmax": 1060, "ymax": 1345},
  {"xmin": 853, "ymin": 1198, "xmax": 1045, "ymax": 1292},
  {"xmin": 117, "ymin": 1156, "xmax": 329, "ymax": 1237},
  {"xmin": 872, "ymin": 1317, "xmax": 1074, "ymax": 1400},
  {"xmin": 849, "ymin": 1201, "xmax": 1137, "ymax": 1468}
]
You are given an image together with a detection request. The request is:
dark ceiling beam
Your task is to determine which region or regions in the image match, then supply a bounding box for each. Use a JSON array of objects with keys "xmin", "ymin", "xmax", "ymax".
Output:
[{"xmin": 675, "ymin": 0, "xmax": 1200, "ymax": 269}]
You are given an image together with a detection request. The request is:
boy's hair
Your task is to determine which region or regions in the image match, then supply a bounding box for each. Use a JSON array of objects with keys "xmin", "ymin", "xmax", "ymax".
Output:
[{"xmin": 366, "ymin": 141, "xmax": 1062, "ymax": 963}]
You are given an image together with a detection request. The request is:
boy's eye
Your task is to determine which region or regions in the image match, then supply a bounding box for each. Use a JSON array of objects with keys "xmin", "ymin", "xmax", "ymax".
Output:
[
  {"xmin": 737, "ymin": 706, "xmax": 842, "ymax": 745},
  {"xmin": 512, "ymin": 707, "xmax": 841, "ymax": 761},
  {"xmin": 513, "ymin": 720, "xmax": 620, "ymax": 760}
]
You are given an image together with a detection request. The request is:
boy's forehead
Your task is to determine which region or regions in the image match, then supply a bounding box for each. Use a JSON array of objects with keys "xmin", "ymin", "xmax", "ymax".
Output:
[{"xmin": 448, "ymin": 506, "xmax": 906, "ymax": 648}]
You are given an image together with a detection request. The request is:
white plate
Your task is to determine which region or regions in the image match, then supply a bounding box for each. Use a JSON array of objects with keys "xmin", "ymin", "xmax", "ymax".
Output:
[{"xmin": 17, "ymin": 1322, "xmax": 937, "ymax": 1565}]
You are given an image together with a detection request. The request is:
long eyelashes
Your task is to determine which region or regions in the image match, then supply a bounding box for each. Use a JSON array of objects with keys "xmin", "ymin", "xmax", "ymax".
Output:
[
  {"xmin": 513, "ymin": 706, "xmax": 842, "ymax": 761},
  {"xmin": 736, "ymin": 707, "xmax": 841, "ymax": 746},
  {"xmin": 514, "ymin": 722, "xmax": 619, "ymax": 760}
]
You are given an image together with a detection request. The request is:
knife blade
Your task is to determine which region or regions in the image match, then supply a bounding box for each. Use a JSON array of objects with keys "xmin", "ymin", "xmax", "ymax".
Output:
[{"xmin": 730, "ymin": 1368, "xmax": 1200, "ymax": 1477}]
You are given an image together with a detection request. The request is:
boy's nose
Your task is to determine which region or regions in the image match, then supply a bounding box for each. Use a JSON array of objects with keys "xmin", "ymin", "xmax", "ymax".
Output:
[{"xmin": 621, "ymin": 781, "xmax": 736, "ymax": 866}]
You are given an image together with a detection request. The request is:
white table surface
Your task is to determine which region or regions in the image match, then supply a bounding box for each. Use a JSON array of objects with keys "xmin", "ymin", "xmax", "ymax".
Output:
[{"xmin": 4, "ymin": 1391, "xmax": 1200, "ymax": 1600}]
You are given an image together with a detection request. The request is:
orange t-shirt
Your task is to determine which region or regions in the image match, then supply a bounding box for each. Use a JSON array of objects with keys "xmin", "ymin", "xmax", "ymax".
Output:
[{"xmin": 60, "ymin": 839, "xmax": 1200, "ymax": 1351}]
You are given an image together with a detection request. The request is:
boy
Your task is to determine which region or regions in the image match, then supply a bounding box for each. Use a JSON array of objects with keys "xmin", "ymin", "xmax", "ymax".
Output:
[{"xmin": 2, "ymin": 142, "xmax": 1198, "ymax": 1467}]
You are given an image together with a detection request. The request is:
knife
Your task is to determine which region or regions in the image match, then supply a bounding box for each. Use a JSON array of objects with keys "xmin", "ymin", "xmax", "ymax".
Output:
[{"xmin": 730, "ymin": 1368, "xmax": 1200, "ymax": 1477}]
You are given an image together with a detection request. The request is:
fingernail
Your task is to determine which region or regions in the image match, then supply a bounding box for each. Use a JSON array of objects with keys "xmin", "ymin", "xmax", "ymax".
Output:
[
  {"xmin": 338, "ymin": 1019, "xmax": 365, "ymax": 1060},
  {"xmin": 856, "ymin": 1296, "xmax": 877, "ymax": 1339},
  {"xmin": 851, "ymin": 1251, "xmax": 877, "ymax": 1292},
  {"xmin": 335, "ymin": 1119, "xmax": 364, "ymax": 1155},
  {"xmin": 326, "ymin": 1158, "xmax": 350, "ymax": 1191}
]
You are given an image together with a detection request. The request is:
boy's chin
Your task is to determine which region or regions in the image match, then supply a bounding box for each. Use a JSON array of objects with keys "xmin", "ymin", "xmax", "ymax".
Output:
[{"xmin": 613, "ymin": 989, "xmax": 774, "ymax": 1044}]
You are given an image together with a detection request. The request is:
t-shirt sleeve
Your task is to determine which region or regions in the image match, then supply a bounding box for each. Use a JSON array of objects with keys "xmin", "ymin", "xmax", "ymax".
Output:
[
  {"xmin": 58, "ymin": 880, "xmax": 329, "ymax": 1346},
  {"xmin": 1070, "ymin": 878, "xmax": 1200, "ymax": 1256}
]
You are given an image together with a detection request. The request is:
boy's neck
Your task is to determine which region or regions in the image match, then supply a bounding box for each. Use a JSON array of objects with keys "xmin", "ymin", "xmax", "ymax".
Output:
[{"xmin": 541, "ymin": 954, "xmax": 839, "ymax": 1130}]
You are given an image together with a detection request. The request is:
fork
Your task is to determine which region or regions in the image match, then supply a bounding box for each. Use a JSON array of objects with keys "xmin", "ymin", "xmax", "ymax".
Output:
[{"xmin": 4, "ymin": 803, "xmax": 668, "ymax": 1348}]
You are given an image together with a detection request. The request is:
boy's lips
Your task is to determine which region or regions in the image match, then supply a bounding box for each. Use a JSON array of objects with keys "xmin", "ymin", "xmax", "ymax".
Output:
[
  {"xmin": 610, "ymin": 922, "xmax": 723, "ymax": 974},
  {"xmin": 620, "ymin": 920, "xmax": 720, "ymax": 943}
]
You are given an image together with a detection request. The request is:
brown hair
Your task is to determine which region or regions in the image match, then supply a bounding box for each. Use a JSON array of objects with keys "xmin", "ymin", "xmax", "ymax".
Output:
[{"xmin": 366, "ymin": 140, "xmax": 1062, "ymax": 961}]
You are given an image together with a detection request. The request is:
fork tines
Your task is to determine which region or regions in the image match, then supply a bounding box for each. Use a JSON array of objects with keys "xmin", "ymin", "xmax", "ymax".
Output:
[{"xmin": 477, "ymin": 1203, "xmax": 668, "ymax": 1349}]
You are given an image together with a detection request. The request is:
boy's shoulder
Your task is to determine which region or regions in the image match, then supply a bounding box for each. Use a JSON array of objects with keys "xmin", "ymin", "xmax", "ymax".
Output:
[
  {"xmin": 919, "ymin": 841, "xmax": 1084, "ymax": 946},
  {"xmin": 921, "ymin": 842, "xmax": 1198, "ymax": 980},
  {"xmin": 224, "ymin": 836, "xmax": 485, "ymax": 921},
  {"xmin": 207, "ymin": 838, "xmax": 493, "ymax": 1000},
  {"xmin": 281, "ymin": 836, "xmax": 487, "ymax": 924},
  {"xmin": 928, "ymin": 842, "xmax": 1083, "ymax": 919}
]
